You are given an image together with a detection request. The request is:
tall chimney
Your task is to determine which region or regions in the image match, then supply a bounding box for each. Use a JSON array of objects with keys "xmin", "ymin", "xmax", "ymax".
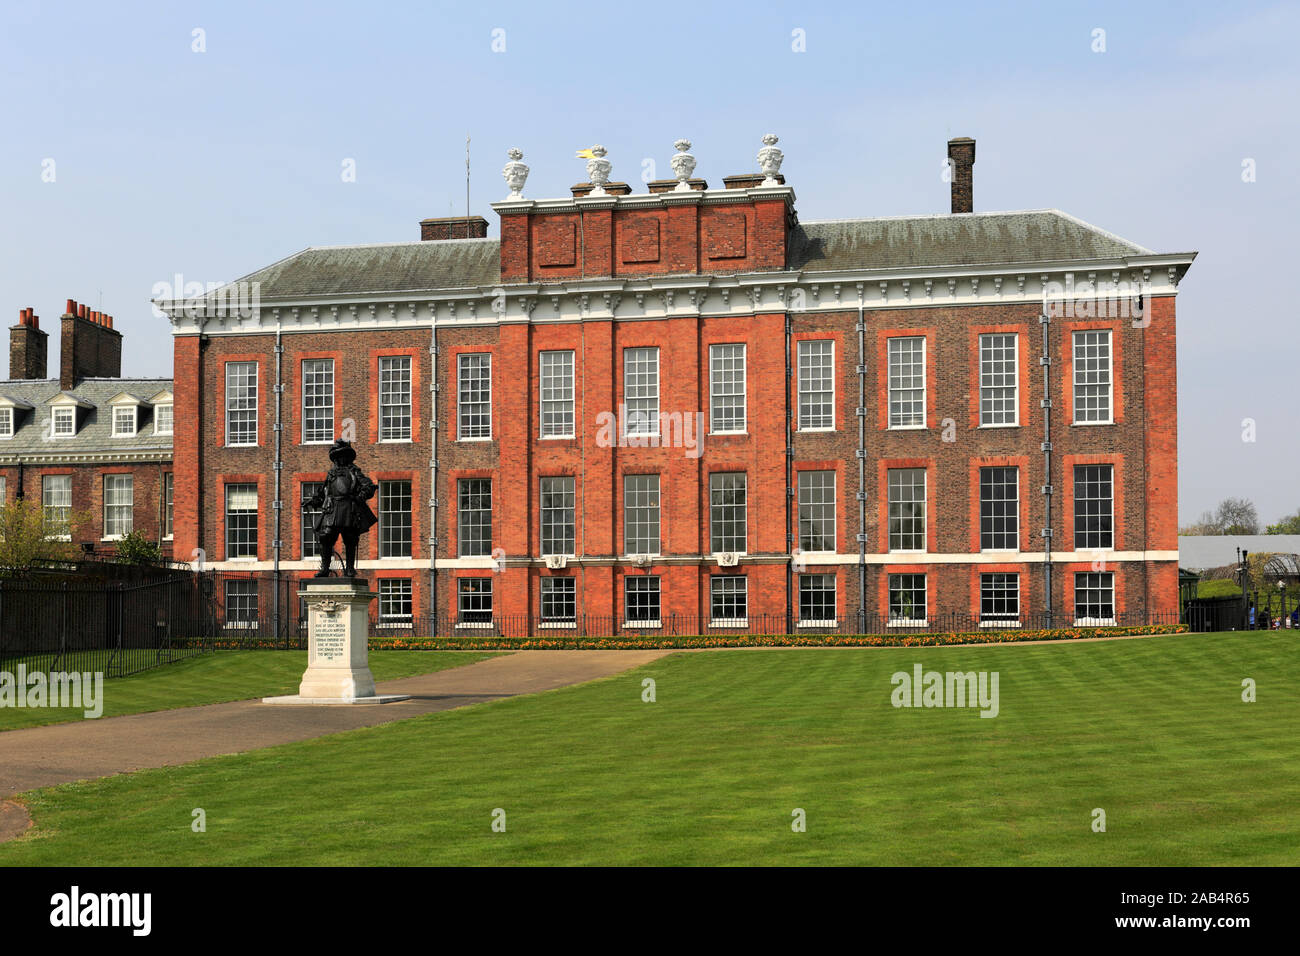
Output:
[
  {"xmin": 10, "ymin": 306, "xmax": 49, "ymax": 380},
  {"xmin": 419, "ymin": 215, "xmax": 489, "ymax": 241},
  {"xmin": 60, "ymin": 299, "xmax": 122, "ymax": 390},
  {"xmin": 947, "ymin": 137, "xmax": 976, "ymax": 214}
]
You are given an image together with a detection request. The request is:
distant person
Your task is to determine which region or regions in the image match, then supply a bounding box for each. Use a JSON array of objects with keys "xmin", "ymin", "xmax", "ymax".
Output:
[
  {"xmin": 1291, "ymin": 606, "xmax": 1299, "ymax": 629},
  {"xmin": 1249, "ymin": 604, "xmax": 1256, "ymax": 628}
]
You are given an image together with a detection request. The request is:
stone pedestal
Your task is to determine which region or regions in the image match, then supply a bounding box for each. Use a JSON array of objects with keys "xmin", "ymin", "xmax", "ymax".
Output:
[{"xmin": 263, "ymin": 580, "xmax": 410, "ymax": 706}]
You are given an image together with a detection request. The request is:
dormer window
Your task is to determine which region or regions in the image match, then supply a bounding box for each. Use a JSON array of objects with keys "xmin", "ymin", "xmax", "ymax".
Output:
[
  {"xmin": 0, "ymin": 395, "xmax": 33, "ymax": 438},
  {"xmin": 113, "ymin": 405, "xmax": 138, "ymax": 436},
  {"xmin": 147, "ymin": 391, "xmax": 174, "ymax": 436},
  {"xmin": 52, "ymin": 406, "xmax": 75, "ymax": 437}
]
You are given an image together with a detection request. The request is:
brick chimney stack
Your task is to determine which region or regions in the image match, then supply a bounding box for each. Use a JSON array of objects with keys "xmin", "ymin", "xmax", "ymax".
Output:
[
  {"xmin": 947, "ymin": 137, "xmax": 976, "ymax": 214},
  {"xmin": 419, "ymin": 215, "xmax": 489, "ymax": 241},
  {"xmin": 9, "ymin": 306, "xmax": 49, "ymax": 380},
  {"xmin": 59, "ymin": 298, "xmax": 122, "ymax": 390}
]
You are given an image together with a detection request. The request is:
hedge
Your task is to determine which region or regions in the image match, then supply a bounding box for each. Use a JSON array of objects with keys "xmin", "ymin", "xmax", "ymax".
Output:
[{"xmin": 183, "ymin": 622, "xmax": 1189, "ymax": 651}]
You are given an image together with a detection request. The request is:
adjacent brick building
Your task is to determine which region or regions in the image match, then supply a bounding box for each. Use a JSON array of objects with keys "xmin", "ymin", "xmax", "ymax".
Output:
[
  {"xmin": 1, "ymin": 301, "xmax": 174, "ymax": 556},
  {"xmin": 163, "ymin": 136, "xmax": 1195, "ymax": 633}
]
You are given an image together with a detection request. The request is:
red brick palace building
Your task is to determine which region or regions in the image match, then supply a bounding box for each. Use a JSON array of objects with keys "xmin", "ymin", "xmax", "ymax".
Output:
[
  {"xmin": 1, "ymin": 302, "xmax": 173, "ymax": 556},
  {"xmin": 163, "ymin": 136, "xmax": 1194, "ymax": 632}
]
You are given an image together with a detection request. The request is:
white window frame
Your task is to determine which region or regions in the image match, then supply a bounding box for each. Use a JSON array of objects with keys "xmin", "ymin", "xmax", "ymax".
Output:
[
  {"xmin": 103, "ymin": 474, "xmax": 134, "ymax": 541},
  {"xmin": 709, "ymin": 343, "xmax": 747, "ymax": 434},
  {"xmin": 1072, "ymin": 330, "xmax": 1114, "ymax": 425},
  {"xmin": 224, "ymin": 579, "xmax": 260, "ymax": 630},
  {"xmin": 1073, "ymin": 463, "xmax": 1115, "ymax": 552},
  {"xmin": 164, "ymin": 472, "xmax": 174, "ymax": 540},
  {"xmin": 111, "ymin": 405, "xmax": 138, "ymax": 437},
  {"xmin": 623, "ymin": 576, "xmax": 662, "ymax": 628},
  {"xmin": 887, "ymin": 572, "xmax": 929, "ymax": 627},
  {"xmin": 377, "ymin": 480, "xmax": 413, "ymax": 559},
  {"xmin": 456, "ymin": 578, "xmax": 494, "ymax": 626},
  {"xmin": 51, "ymin": 406, "xmax": 75, "ymax": 438},
  {"xmin": 540, "ymin": 476, "xmax": 576, "ymax": 557},
  {"xmin": 378, "ymin": 579, "xmax": 414, "ymax": 628},
  {"xmin": 540, "ymin": 577, "xmax": 577, "ymax": 625},
  {"xmin": 797, "ymin": 573, "xmax": 838, "ymax": 625},
  {"xmin": 797, "ymin": 339, "xmax": 835, "ymax": 431},
  {"xmin": 708, "ymin": 472, "xmax": 748, "ymax": 555},
  {"xmin": 622, "ymin": 347, "xmax": 660, "ymax": 438},
  {"xmin": 42, "ymin": 474, "xmax": 72, "ymax": 540},
  {"xmin": 979, "ymin": 572, "xmax": 1021, "ymax": 627},
  {"xmin": 978, "ymin": 332, "xmax": 1019, "ymax": 427},
  {"xmin": 225, "ymin": 361, "xmax": 258, "ymax": 447},
  {"xmin": 225, "ymin": 483, "xmax": 259, "ymax": 560},
  {"xmin": 887, "ymin": 336, "xmax": 927, "ymax": 429},
  {"xmin": 154, "ymin": 403, "xmax": 174, "ymax": 436},
  {"xmin": 979, "ymin": 466, "xmax": 1020, "ymax": 553},
  {"xmin": 457, "ymin": 353, "xmax": 492, "ymax": 441},
  {"xmin": 1073, "ymin": 571, "xmax": 1117, "ymax": 626},
  {"xmin": 887, "ymin": 467, "xmax": 927, "ymax": 553},
  {"xmin": 623, "ymin": 474, "xmax": 661, "ymax": 558},
  {"xmin": 797, "ymin": 470, "xmax": 837, "ymax": 554},
  {"xmin": 0, "ymin": 407, "xmax": 13, "ymax": 439},
  {"xmin": 709, "ymin": 575, "xmax": 748, "ymax": 627},
  {"xmin": 301, "ymin": 358, "xmax": 335, "ymax": 445},
  {"xmin": 539, "ymin": 350, "xmax": 575, "ymax": 439},
  {"xmin": 378, "ymin": 355, "xmax": 413, "ymax": 442}
]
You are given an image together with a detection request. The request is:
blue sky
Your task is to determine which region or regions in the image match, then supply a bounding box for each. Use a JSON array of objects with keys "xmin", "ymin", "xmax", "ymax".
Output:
[{"xmin": 2, "ymin": 0, "xmax": 1296, "ymax": 524}]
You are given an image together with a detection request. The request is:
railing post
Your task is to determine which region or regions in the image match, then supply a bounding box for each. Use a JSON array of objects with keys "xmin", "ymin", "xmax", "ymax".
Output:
[{"xmin": 56, "ymin": 580, "xmax": 69, "ymax": 673}]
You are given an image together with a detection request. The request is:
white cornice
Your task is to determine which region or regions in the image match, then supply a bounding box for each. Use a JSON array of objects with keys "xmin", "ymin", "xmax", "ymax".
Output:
[
  {"xmin": 166, "ymin": 253, "xmax": 1194, "ymax": 337},
  {"xmin": 490, "ymin": 185, "xmax": 796, "ymax": 217},
  {"xmin": 201, "ymin": 550, "xmax": 1180, "ymax": 573},
  {"xmin": 0, "ymin": 450, "xmax": 171, "ymax": 465}
]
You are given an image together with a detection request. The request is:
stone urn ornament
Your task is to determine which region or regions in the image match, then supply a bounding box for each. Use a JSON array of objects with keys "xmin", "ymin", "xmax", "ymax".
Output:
[
  {"xmin": 586, "ymin": 145, "xmax": 612, "ymax": 196},
  {"xmin": 502, "ymin": 147, "xmax": 529, "ymax": 199},
  {"xmin": 670, "ymin": 139, "xmax": 696, "ymax": 191},
  {"xmin": 757, "ymin": 133, "xmax": 784, "ymax": 186}
]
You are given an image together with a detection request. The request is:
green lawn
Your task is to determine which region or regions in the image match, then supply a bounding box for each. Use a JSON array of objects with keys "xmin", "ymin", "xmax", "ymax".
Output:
[
  {"xmin": 1196, "ymin": 576, "xmax": 1297, "ymax": 619},
  {"xmin": 2, "ymin": 634, "xmax": 1297, "ymax": 865},
  {"xmin": 0, "ymin": 651, "xmax": 499, "ymax": 730}
]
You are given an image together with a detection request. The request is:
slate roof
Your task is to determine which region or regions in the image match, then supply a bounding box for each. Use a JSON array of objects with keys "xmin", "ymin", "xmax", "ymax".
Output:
[
  {"xmin": 0, "ymin": 378, "xmax": 173, "ymax": 458},
  {"xmin": 214, "ymin": 209, "xmax": 1164, "ymax": 300},
  {"xmin": 789, "ymin": 210, "xmax": 1154, "ymax": 272},
  {"xmin": 230, "ymin": 238, "xmax": 500, "ymax": 299}
]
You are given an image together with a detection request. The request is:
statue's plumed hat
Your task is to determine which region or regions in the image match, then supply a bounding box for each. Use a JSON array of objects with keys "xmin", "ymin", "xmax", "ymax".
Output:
[{"xmin": 328, "ymin": 439, "xmax": 356, "ymax": 465}]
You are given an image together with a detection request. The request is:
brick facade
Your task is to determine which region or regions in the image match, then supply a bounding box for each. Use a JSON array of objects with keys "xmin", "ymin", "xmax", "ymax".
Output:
[
  {"xmin": 0, "ymin": 461, "xmax": 173, "ymax": 555},
  {"xmin": 168, "ymin": 141, "xmax": 1190, "ymax": 632},
  {"xmin": 2, "ymin": 301, "xmax": 172, "ymax": 558}
]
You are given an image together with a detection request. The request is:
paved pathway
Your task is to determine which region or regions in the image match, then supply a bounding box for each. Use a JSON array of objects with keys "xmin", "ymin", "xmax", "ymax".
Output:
[{"xmin": 0, "ymin": 651, "xmax": 672, "ymax": 806}]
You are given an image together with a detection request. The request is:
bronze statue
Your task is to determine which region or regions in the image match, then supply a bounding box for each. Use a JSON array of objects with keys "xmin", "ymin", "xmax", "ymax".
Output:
[{"xmin": 308, "ymin": 439, "xmax": 377, "ymax": 578}]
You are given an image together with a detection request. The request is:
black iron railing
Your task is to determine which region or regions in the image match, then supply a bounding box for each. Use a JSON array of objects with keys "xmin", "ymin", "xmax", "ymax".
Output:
[{"xmin": 0, "ymin": 575, "xmax": 211, "ymax": 677}]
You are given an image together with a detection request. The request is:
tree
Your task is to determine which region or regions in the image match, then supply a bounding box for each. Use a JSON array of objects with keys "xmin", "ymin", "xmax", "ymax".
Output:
[
  {"xmin": 0, "ymin": 499, "xmax": 91, "ymax": 574},
  {"xmin": 1182, "ymin": 499, "xmax": 1260, "ymax": 535},
  {"xmin": 115, "ymin": 530, "xmax": 163, "ymax": 565},
  {"xmin": 1179, "ymin": 510, "xmax": 1220, "ymax": 535},
  {"xmin": 1266, "ymin": 510, "xmax": 1300, "ymax": 535},
  {"xmin": 1215, "ymin": 497, "xmax": 1259, "ymax": 535}
]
